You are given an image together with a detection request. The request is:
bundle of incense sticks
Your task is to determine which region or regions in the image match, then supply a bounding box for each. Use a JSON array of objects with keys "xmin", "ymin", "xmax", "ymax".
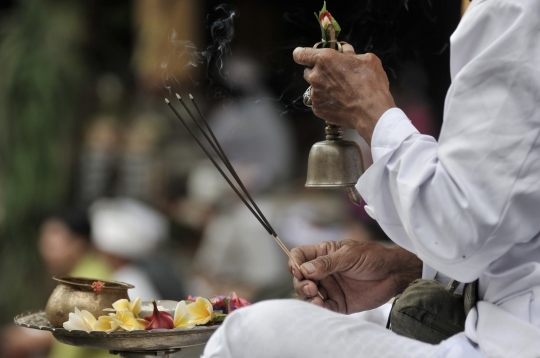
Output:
[{"xmin": 166, "ymin": 94, "xmax": 323, "ymax": 300}]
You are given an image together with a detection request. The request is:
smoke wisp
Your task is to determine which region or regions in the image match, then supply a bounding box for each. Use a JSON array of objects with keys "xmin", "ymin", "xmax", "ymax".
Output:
[{"xmin": 160, "ymin": 4, "xmax": 238, "ymax": 98}]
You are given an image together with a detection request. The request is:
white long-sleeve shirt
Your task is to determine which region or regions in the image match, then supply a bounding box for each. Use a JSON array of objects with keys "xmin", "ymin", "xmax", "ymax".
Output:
[{"xmin": 357, "ymin": 0, "xmax": 540, "ymax": 356}]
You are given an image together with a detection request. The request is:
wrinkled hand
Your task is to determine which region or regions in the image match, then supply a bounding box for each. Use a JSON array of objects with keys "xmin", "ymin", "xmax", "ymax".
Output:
[
  {"xmin": 288, "ymin": 240, "xmax": 422, "ymax": 314},
  {"xmin": 293, "ymin": 45, "xmax": 395, "ymax": 145}
]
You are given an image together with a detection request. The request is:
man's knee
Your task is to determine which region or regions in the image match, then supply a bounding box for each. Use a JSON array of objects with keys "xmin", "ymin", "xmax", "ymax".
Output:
[
  {"xmin": 204, "ymin": 300, "xmax": 305, "ymax": 358},
  {"xmin": 225, "ymin": 299, "xmax": 304, "ymax": 330}
]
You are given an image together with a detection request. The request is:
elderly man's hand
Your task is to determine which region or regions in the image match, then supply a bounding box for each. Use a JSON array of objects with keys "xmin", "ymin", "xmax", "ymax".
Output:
[
  {"xmin": 293, "ymin": 45, "xmax": 395, "ymax": 145},
  {"xmin": 288, "ymin": 240, "xmax": 422, "ymax": 314}
]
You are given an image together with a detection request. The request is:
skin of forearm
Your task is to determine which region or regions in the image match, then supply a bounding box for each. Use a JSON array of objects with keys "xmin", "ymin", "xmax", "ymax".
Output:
[{"xmin": 389, "ymin": 246, "xmax": 423, "ymax": 295}]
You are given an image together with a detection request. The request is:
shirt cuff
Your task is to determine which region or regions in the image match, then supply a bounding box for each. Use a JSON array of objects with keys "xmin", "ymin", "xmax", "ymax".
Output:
[{"xmin": 370, "ymin": 108, "xmax": 419, "ymax": 162}]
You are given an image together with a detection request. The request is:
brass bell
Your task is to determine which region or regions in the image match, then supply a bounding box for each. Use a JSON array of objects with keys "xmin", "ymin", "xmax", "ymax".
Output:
[{"xmin": 305, "ymin": 123, "xmax": 364, "ymax": 206}]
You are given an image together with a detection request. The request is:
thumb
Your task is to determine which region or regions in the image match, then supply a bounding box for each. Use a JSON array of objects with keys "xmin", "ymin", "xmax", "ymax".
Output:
[
  {"xmin": 342, "ymin": 44, "xmax": 356, "ymax": 56},
  {"xmin": 300, "ymin": 248, "xmax": 348, "ymax": 280}
]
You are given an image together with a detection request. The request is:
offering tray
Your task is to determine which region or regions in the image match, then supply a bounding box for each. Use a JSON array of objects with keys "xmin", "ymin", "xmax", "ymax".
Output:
[{"xmin": 15, "ymin": 310, "xmax": 219, "ymax": 357}]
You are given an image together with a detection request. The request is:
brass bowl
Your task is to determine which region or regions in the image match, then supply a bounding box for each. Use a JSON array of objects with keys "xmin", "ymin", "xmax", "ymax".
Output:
[{"xmin": 45, "ymin": 276, "xmax": 134, "ymax": 328}]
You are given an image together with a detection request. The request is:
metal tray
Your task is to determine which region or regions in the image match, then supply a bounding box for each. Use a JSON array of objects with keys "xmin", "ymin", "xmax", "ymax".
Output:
[{"xmin": 15, "ymin": 311, "xmax": 219, "ymax": 351}]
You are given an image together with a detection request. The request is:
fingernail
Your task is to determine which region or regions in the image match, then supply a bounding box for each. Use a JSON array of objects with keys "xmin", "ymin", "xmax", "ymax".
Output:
[
  {"xmin": 292, "ymin": 269, "xmax": 296, "ymax": 276},
  {"xmin": 303, "ymin": 285, "xmax": 311, "ymax": 296},
  {"xmin": 302, "ymin": 263, "xmax": 316, "ymax": 274}
]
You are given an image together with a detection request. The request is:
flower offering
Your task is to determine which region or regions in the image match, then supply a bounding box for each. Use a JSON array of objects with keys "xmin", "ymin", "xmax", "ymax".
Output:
[{"xmin": 62, "ymin": 292, "xmax": 250, "ymax": 333}]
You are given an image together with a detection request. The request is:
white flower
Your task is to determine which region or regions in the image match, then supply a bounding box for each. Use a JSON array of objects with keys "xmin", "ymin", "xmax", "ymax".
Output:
[{"xmin": 63, "ymin": 308, "xmax": 97, "ymax": 333}]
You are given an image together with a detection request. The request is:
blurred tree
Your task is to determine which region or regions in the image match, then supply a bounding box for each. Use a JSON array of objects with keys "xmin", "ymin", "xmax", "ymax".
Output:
[{"xmin": 0, "ymin": 0, "xmax": 86, "ymax": 324}]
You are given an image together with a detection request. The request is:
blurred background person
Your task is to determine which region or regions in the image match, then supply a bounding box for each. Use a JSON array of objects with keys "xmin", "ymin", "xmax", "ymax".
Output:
[
  {"xmin": 39, "ymin": 210, "xmax": 111, "ymax": 279},
  {"xmin": 89, "ymin": 196, "xmax": 177, "ymax": 301},
  {"xmin": 2, "ymin": 209, "xmax": 111, "ymax": 358}
]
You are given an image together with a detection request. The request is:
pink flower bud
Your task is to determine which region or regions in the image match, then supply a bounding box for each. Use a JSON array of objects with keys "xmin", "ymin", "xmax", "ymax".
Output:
[{"xmin": 319, "ymin": 12, "xmax": 332, "ymax": 29}]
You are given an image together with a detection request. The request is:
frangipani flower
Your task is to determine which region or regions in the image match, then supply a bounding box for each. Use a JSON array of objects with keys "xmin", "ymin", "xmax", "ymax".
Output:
[
  {"xmin": 173, "ymin": 301, "xmax": 195, "ymax": 329},
  {"xmin": 187, "ymin": 297, "xmax": 213, "ymax": 326},
  {"xmin": 63, "ymin": 308, "xmax": 97, "ymax": 333},
  {"xmin": 103, "ymin": 297, "xmax": 142, "ymax": 317},
  {"xmin": 95, "ymin": 309, "xmax": 147, "ymax": 332},
  {"xmin": 94, "ymin": 315, "xmax": 119, "ymax": 333}
]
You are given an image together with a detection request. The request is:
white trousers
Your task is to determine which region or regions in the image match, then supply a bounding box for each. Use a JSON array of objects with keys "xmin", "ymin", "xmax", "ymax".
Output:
[{"xmin": 202, "ymin": 299, "xmax": 482, "ymax": 358}]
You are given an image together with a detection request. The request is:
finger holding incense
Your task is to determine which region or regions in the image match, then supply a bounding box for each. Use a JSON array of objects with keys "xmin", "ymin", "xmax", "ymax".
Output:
[
  {"xmin": 277, "ymin": 237, "xmax": 325, "ymax": 299},
  {"xmin": 185, "ymin": 93, "xmax": 276, "ymax": 236},
  {"xmin": 281, "ymin": 237, "xmax": 324, "ymax": 299},
  {"xmin": 293, "ymin": 277, "xmax": 327, "ymax": 300},
  {"xmin": 273, "ymin": 234, "xmax": 324, "ymax": 299},
  {"xmin": 273, "ymin": 233, "xmax": 323, "ymax": 299},
  {"xmin": 165, "ymin": 98, "xmax": 272, "ymax": 236},
  {"xmin": 274, "ymin": 235, "xmax": 299, "ymax": 267},
  {"xmin": 272, "ymin": 235, "xmax": 297, "ymax": 266}
]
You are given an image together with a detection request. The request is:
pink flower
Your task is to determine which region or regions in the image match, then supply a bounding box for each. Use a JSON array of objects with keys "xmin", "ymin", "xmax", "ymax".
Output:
[
  {"xmin": 186, "ymin": 293, "xmax": 250, "ymax": 314},
  {"xmin": 91, "ymin": 281, "xmax": 105, "ymax": 294},
  {"xmin": 227, "ymin": 292, "xmax": 251, "ymax": 312},
  {"xmin": 209, "ymin": 296, "xmax": 228, "ymax": 313}
]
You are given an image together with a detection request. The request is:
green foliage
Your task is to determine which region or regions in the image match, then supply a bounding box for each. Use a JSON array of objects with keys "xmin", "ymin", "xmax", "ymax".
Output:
[{"xmin": 0, "ymin": 0, "xmax": 86, "ymax": 324}]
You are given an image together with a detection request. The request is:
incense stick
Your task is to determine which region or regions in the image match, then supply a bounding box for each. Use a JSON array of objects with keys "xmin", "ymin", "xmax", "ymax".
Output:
[
  {"xmin": 165, "ymin": 99, "xmax": 271, "ymax": 235},
  {"xmin": 183, "ymin": 95, "xmax": 311, "ymax": 287},
  {"xmin": 176, "ymin": 94, "xmax": 275, "ymax": 235},
  {"xmin": 165, "ymin": 97, "xmax": 324, "ymax": 300}
]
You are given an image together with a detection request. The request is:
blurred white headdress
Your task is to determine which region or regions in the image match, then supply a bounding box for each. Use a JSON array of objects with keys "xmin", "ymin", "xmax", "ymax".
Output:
[{"xmin": 90, "ymin": 197, "xmax": 168, "ymax": 260}]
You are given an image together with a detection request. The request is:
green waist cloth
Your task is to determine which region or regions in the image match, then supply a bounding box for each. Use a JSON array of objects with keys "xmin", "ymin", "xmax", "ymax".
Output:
[{"xmin": 388, "ymin": 279, "xmax": 478, "ymax": 345}]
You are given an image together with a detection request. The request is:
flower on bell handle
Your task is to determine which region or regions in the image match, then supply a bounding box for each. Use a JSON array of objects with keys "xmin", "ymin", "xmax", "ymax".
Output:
[{"xmin": 315, "ymin": 2, "xmax": 341, "ymax": 45}]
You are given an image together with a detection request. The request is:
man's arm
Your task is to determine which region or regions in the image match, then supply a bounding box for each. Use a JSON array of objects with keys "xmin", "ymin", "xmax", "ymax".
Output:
[
  {"xmin": 294, "ymin": 0, "xmax": 540, "ymax": 282},
  {"xmin": 358, "ymin": 0, "xmax": 540, "ymax": 282}
]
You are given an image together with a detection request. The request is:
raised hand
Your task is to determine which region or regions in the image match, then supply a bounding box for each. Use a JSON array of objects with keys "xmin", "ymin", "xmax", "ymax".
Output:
[
  {"xmin": 288, "ymin": 240, "xmax": 422, "ymax": 314},
  {"xmin": 293, "ymin": 45, "xmax": 395, "ymax": 145}
]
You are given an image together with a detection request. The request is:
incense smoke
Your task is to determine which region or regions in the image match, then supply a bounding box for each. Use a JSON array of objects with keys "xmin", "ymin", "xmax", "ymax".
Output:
[
  {"xmin": 160, "ymin": 0, "xmax": 448, "ymax": 115},
  {"xmin": 161, "ymin": 4, "xmax": 238, "ymax": 98}
]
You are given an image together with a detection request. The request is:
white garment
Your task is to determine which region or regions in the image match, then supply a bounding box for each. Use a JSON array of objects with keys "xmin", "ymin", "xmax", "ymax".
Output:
[
  {"xmin": 204, "ymin": 0, "xmax": 540, "ymax": 356},
  {"xmin": 357, "ymin": 0, "xmax": 540, "ymax": 356},
  {"xmin": 203, "ymin": 300, "xmax": 481, "ymax": 358}
]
